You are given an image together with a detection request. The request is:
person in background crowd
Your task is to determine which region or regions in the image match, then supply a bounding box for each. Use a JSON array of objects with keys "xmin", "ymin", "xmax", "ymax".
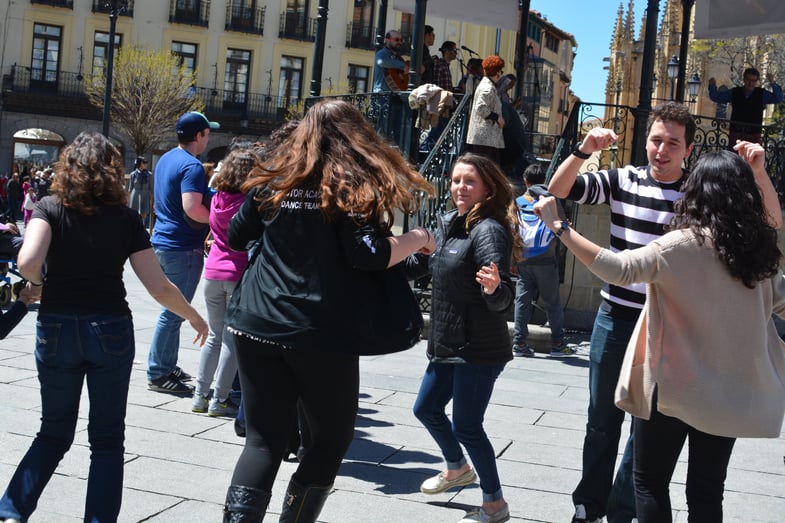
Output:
[
  {"xmin": 192, "ymin": 149, "xmax": 258, "ymax": 418},
  {"xmin": 0, "ymin": 131, "xmax": 207, "ymax": 523},
  {"xmin": 708, "ymin": 67, "xmax": 784, "ymax": 146},
  {"xmin": 147, "ymin": 111, "xmax": 218, "ymax": 396},
  {"xmin": 512, "ymin": 163, "xmax": 574, "ymax": 358},
  {"xmin": 420, "ymin": 25, "xmax": 435, "ymax": 85},
  {"xmin": 128, "ymin": 156, "xmax": 152, "ymax": 226},
  {"xmin": 466, "ymin": 56, "xmax": 506, "ymax": 164}
]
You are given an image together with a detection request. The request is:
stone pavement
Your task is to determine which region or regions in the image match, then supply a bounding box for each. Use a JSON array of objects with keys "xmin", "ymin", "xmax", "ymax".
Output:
[{"xmin": 1, "ymin": 266, "xmax": 783, "ymax": 522}]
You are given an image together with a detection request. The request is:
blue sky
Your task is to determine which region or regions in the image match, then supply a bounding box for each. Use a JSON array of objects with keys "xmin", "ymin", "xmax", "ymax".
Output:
[{"xmin": 529, "ymin": 1, "xmax": 654, "ymax": 104}]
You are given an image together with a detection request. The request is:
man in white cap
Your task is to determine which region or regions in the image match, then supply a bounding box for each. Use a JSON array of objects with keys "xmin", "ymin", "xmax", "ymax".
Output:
[{"xmin": 147, "ymin": 111, "xmax": 219, "ymax": 395}]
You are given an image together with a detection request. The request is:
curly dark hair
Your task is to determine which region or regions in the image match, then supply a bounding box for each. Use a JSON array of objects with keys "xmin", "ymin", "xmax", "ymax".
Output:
[
  {"xmin": 51, "ymin": 131, "xmax": 127, "ymax": 215},
  {"xmin": 648, "ymin": 101, "xmax": 696, "ymax": 147},
  {"xmin": 670, "ymin": 150, "xmax": 781, "ymax": 288},
  {"xmin": 242, "ymin": 99, "xmax": 433, "ymax": 230},
  {"xmin": 212, "ymin": 149, "xmax": 260, "ymax": 193},
  {"xmin": 451, "ymin": 153, "xmax": 523, "ymax": 262}
]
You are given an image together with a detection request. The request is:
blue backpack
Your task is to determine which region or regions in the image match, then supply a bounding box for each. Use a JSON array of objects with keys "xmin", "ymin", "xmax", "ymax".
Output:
[{"xmin": 516, "ymin": 195, "xmax": 555, "ymax": 258}]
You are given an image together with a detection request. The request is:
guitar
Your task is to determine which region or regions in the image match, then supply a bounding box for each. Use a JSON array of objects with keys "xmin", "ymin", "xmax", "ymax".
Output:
[{"xmin": 384, "ymin": 60, "xmax": 410, "ymax": 91}]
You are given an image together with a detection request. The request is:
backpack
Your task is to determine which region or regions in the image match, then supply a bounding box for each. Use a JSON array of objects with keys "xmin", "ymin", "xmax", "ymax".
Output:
[{"xmin": 516, "ymin": 194, "xmax": 555, "ymax": 259}]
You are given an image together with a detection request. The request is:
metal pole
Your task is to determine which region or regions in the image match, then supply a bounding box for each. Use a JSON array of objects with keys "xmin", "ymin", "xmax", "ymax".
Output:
[
  {"xmin": 408, "ymin": 0, "xmax": 427, "ymax": 89},
  {"xmin": 101, "ymin": 3, "xmax": 119, "ymax": 137},
  {"xmin": 675, "ymin": 0, "xmax": 695, "ymax": 103},
  {"xmin": 375, "ymin": 0, "xmax": 388, "ymax": 50},
  {"xmin": 630, "ymin": 0, "xmax": 660, "ymax": 166},
  {"xmin": 515, "ymin": 0, "xmax": 531, "ymax": 103},
  {"xmin": 309, "ymin": 0, "xmax": 328, "ymax": 97}
]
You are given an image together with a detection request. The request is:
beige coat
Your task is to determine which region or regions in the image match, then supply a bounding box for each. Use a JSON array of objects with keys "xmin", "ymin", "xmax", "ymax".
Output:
[
  {"xmin": 589, "ymin": 228, "xmax": 785, "ymax": 438},
  {"xmin": 466, "ymin": 76, "xmax": 504, "ymax": 149}
]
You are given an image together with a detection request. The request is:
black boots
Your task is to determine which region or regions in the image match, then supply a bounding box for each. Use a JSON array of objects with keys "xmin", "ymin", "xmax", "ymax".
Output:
[
  {"xmin": 223, "ymin": 485, "xmax": 271, "ymax": 522},
  {"xmin": 278, "ymin": 478, "xmax": 332, "ymax": 523}
]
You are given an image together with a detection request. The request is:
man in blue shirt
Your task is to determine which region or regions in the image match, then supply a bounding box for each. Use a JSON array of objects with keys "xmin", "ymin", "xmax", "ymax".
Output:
[
  {"xmin": 708, "ymin": 67, "xmax": 783, "ymax": 146},
  {"xmin": 373, "ymin": 30, "xmax": 408, "ymax": 92},
  {"xmin": 147, "ymin": 111, "xmax": 219, "ymax": 395}
]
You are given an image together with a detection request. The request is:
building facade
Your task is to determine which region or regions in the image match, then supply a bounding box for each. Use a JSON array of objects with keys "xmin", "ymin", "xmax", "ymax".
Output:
[{"xmin": 0, "ymin": 1, "xmax": 576, "ymax": 173}]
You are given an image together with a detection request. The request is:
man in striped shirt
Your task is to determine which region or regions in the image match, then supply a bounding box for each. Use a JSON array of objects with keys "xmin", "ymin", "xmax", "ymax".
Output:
[{"xmin": 548, "ymin": 102, "xmax": 695, "ymax": 523}]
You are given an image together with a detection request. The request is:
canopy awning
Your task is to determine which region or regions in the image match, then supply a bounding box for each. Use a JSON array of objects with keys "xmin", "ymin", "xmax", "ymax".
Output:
[
  {"xmin": 694, "ymin": 0, "xmax": 785, "ymax": 39},
  {"xmin": 391, "ymin": 0, "xmax": 520, "ymax": 32}
]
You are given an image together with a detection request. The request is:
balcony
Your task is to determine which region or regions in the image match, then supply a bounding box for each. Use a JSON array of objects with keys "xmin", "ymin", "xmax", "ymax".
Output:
[
  {"xmin": 30, "ymin": 0, "xmax": 73, "ymax": 7},
  {"xmin": 169, "ymin": 0, "xmax": 210, "ymax": 27},
  {"xmin": 225, "ymin": 2, "xmax": 265, "ymax": 35},
  {"xmin": 1, "ymin": 65, "xmax": 289, "ymax": 135},
  {"xmin": 346, "ymin": 22, "xmax": 375, "ymax": 50},
  {"xmin": 92, "ymin": 0, "xmax": 134, "ymax": 16},
  {"xmin": 279, "ymin": 13, "xmax": 316, "ymax": 42}
]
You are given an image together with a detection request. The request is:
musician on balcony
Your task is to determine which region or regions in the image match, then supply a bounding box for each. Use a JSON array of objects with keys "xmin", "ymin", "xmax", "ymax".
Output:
[{"xmin": 373, "ymin": 30, "xmax": 409, "ymax": 92}]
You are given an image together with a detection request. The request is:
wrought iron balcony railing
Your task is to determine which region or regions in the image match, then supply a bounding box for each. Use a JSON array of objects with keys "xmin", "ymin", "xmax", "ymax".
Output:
[
  {"xmin": 4, "ymin": 66, "xmax": 89, "ymax": 98},
  {"xmin": 346, "ymin": 22, "xmax": 375, "ymax": 50},
  {"xmin": 225, "ymin": 2, "xmax": 265, "ymax": 35},
  {"xmin": 92, "ymin": 0, "xmax": 134, "ymax": 17},
  {"xmin": 278, "ymin": 13, "xmax": 316, "ymax": 42},
  {"xmin": 169, "ymin": 0, "xmax": 210, "ymax": 27},
  {"xmin": 2, "ymin": 66, "xmax": 291, "ymax": 133},
  {"xmin": 30, "ymin": 0, "xmax": 73, "ymax": 7}
]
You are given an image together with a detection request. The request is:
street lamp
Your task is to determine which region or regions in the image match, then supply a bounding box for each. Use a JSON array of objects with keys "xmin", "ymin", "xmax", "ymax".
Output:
[
  {"xmin": 687, "ymin": 72, "xmax": 701, "ymax": 102},
  {"xmin": 101, "ymin": 1, "xmax": 127, "ymax": 137},
  {"xmin": 667, "ymin": 55, "xmax": 679, "ymax": 100}
]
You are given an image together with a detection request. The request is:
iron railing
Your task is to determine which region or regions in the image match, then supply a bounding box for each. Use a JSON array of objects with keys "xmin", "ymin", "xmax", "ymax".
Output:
[
  {"xmin": 225, "ymin": 2, "xmax": 265, "ymax": 35},
  {"xmin": 278, "ymin": 13, "xmax": 316, "ymax": 41},
  {"xmin": 92, "ymin": 0, "xmax": 134, "ymax": 16},
  {"xmin": 195, "ymin": 86, "xmax": 294, "ymax": 122},
  {"xmin": 346, "ymin": 22, "xmax": 375, "ymax": 50},
  {"xmin": 30, "ymin": 0, "xmax": 73, "ymax": 7},
  {"xmin": 4, "ymin": 66, "xmax": 90, "ymax": 98},
  {"xmin": 169, "ymin": 0, "xmax": 210, "ymax": 27}
]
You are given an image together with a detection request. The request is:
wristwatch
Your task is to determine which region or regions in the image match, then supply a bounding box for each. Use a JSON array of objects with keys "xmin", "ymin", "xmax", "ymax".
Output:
[
  {"xmin": 572, "ymin": 141, "xmax": 591, "ymax": 160},
  {"xmin": 555, "ymin": 220, "xmax": 570, "ymax": 237}
]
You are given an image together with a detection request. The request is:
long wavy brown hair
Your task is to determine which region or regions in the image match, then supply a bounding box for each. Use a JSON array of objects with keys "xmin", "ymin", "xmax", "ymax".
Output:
[
  {"xmin": 51, "ymin": 131, "xmax": 127, "ymax": 215},
  {"xmin": 451, "ymin": 153, "xmax": 523, "ymax": 262},
  {"xmin": 242, "ymin": 99, "xmax": 434, "ymax": 230}
]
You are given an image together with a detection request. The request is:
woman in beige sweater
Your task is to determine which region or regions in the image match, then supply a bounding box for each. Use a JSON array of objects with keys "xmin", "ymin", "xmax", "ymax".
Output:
[{"xmin": 535, "ymin": 144, "xmax": 785, "ymax": 523}]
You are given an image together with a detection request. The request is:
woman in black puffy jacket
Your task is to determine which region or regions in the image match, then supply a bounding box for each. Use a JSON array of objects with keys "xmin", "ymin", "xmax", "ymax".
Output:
[{"xmin": 410, "ymin": 153, "xmax": 521, "ymax": 523}]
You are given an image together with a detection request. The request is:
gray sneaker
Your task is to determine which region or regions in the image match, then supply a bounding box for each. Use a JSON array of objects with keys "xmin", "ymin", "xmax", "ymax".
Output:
[
  {"xmin": 208, "ymin": 397, "xmax": 239, "ymax": 417},
  {"xmin": 512, "ymin": 343, "xmax": 535, "ymax": 357},
  {"xmin": 192, "ymin": 392, "xmax": 209, "ymax": 413}
]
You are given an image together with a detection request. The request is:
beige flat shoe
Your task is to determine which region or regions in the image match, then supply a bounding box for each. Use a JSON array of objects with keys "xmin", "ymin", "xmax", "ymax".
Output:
[{"xmin": 420, "ymin": 467, "xmax": 477, "ymax": 494}]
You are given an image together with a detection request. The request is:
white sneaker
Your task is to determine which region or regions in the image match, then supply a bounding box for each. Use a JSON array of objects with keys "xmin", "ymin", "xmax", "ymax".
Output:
[{"xmin": 571, "ymin": 504, "xmax": 603, "ymax": 523}]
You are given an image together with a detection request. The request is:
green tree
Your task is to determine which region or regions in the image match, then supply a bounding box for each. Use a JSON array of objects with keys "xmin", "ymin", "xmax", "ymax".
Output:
[{"xmin": 85, "ymin": 45, "xmax": 204, "ymax": 156}]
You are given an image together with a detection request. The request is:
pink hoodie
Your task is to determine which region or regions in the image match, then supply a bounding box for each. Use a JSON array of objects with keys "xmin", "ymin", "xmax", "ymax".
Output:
[{"xmin": 204, "ymin": 191, "xmax": 248, "ymax": 281}]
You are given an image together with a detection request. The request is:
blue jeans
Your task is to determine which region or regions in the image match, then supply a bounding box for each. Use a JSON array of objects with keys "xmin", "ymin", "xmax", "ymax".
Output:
[
  {"xmin": 572, "ymin": 307, "xmax": 637, "ymax": 523},
  {"xmin": 147, "ymin": 248, "xmax": 203, "ymax": 382},
  {"xmin": 413, "ymin": 361, "xmax": 506, "ymax": 503},
  {"xmin": 513, "ymin": 259, "xmax": 564, "ymax": 345},
  {"xmin": 0, "ymin": 313, "xmax": 135, "ymax": 523},
  {"xmin": 195, "ymin": 279, "xmax": 239, "ymax": 401}
]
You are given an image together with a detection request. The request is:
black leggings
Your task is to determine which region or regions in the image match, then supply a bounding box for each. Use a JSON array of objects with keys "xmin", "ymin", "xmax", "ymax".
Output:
[
  {"xmin": 230, "ymin": 335, "xmax": 359, "ymax": 491},
  {"xmin": 633, "ymin": 394, "xmax": 735, "ymax": 523}
]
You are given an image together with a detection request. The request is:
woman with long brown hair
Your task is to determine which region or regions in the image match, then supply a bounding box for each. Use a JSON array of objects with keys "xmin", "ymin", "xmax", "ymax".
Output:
[
  {"xmin": 222, "ymin": 100, "xmax": 435, "ymax": 522},
  {"xmin": 411, "ymin": 153, "xmax": 520, "ymax": 523}
]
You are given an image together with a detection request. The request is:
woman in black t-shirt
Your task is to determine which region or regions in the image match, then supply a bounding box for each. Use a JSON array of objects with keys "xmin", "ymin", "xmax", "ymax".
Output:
[{"xmin": 0, "ymin": 131, "xmax": 208, "ymax": 523}]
